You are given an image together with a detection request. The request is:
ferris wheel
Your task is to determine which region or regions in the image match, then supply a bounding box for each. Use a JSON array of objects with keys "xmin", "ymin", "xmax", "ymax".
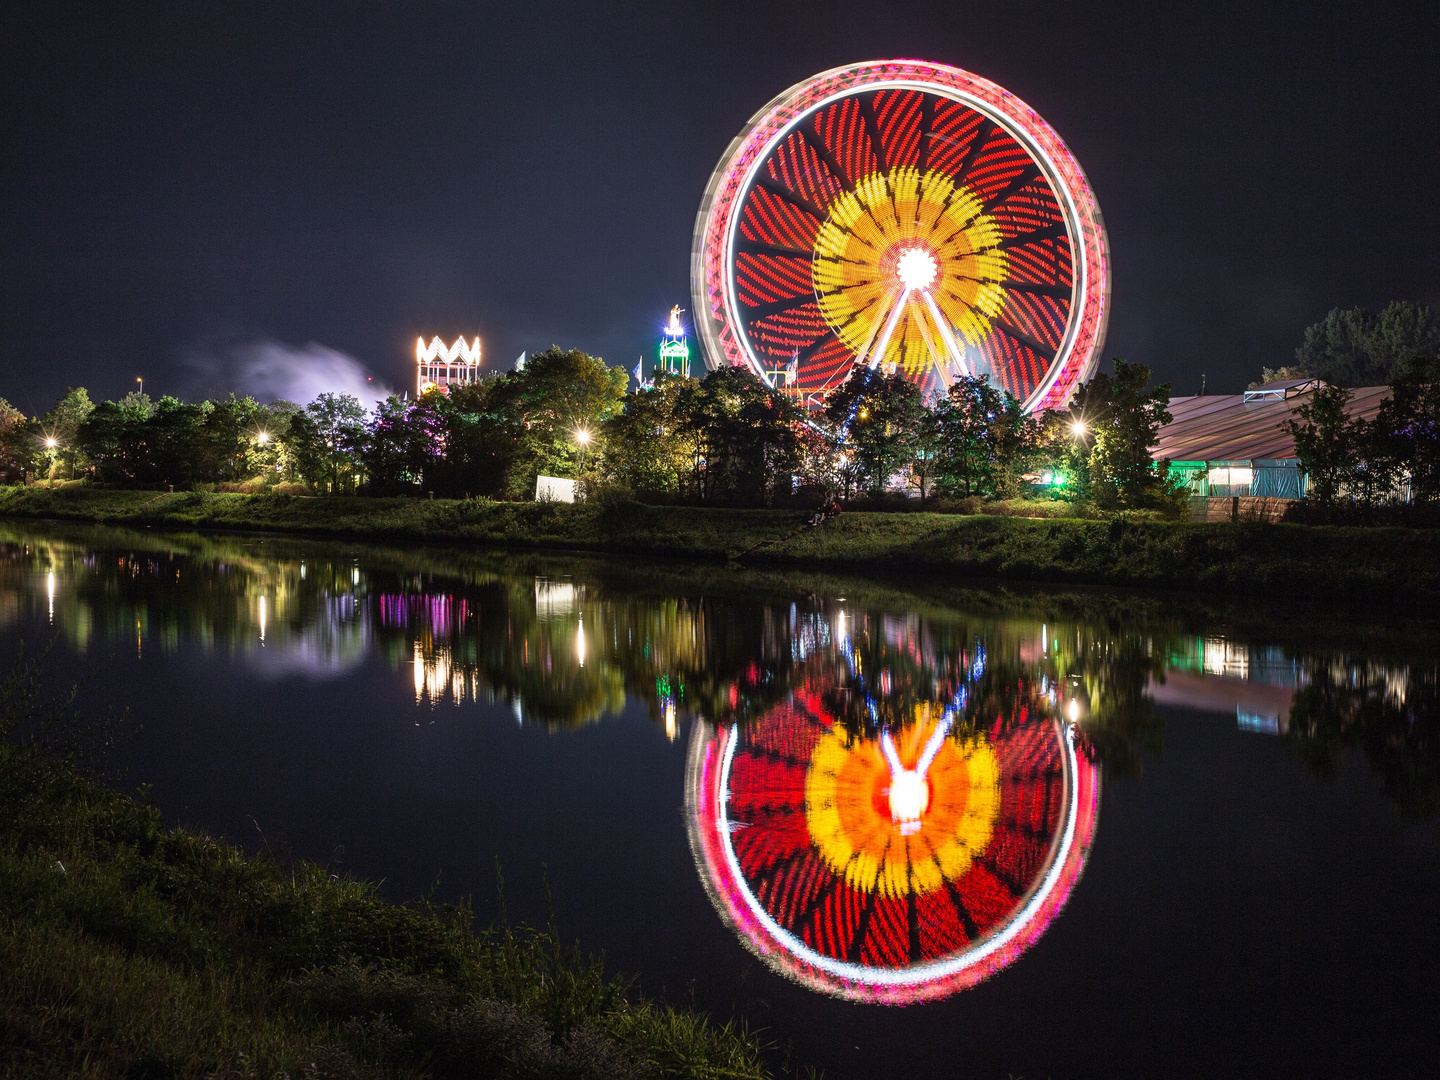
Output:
[
  {"xmin": 691, "ymin": 60, "xmax": 1110, "ymax": 411},
  {"xmin": 686, "ymin": 696, "xmax": 1100, "ymax": 1003}
]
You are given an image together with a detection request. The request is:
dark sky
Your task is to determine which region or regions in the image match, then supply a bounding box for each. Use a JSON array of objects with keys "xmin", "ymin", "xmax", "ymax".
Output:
[{"xmin": 2, "ymin": 0, "xmax": 1437, "ymax": 413}]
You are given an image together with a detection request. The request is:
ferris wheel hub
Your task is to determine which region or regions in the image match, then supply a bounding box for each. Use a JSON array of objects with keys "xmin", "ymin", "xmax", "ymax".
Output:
[{"xmin": 894, "ymin": 247, "xmax": 938, "ymax": 291}]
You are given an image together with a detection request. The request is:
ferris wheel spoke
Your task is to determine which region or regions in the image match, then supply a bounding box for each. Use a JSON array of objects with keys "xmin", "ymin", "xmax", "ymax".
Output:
[
  {"xmin": 982, "ymin": 162, "xmax": 1045, "ymax": 212},
  {"xmin": 847, "ymin": 287, "xmax": 898, "ymax": 369},
  {"xmin": 912, "ymin": 297, "xmax": 950, "ymax": 387},
  {"xmin": 998, "ymin": 222, "xmax": 1069, "ymax": 249},
  {"xmin": 1004, "ymin": 281, "xmax": 1074, "ymax": 301},
  {"xmin": 856, "ymin": 92, "xmax": 889, "ymax": 175},
  {"xmin": 752, "ymin": 175, "xmax": 826, "ymax": 221},
  {"xmin": 743, "ymin": 292, "xmax": 819, "ymax": 322},
  {"xmin": 917, "ymin": 93, "xmax": 935, "ymax": 173},
  {"xmin": 952, "ymin": 118, "xmax": 996, "ymax": 189},
  {"xmin": 921, "ymin": 290, "xmax": 971, "ymax": 382},
  {"xmin": 798, "ymin": 123, "xmax": 855, "ymax": 194},
  {"xmin": 991, "ymin": 318, "xmax": 1057, "ymax": 363},
  {"xmin": 735, "ymin": 237, "xmax": 813, "ymax": 260},
  {"xmin": 861, "ymin": 287, "xmax": 910, "ymax": 370}
]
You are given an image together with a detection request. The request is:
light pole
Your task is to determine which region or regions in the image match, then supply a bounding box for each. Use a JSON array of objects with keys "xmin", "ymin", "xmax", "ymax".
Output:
[
  {"xmin": 43, "ymin": 436, "xmax": 58, "ymax": 487},
  {"xmin": 136, "ymin": 376, "xmax": 143, "ymax": 397},
  {"xmin": 574, "ymin": 428, "xmax": 592, "ymax": 479}
]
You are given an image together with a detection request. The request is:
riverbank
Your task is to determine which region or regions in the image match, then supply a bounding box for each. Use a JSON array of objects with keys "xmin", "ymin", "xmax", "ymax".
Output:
[
  {"xmin": 1, "ymin": 485, "xmax": 1437, "ymax": 605},
  {"xmin": 0, "ymin": 724, "xmax": 771, "ymax": 1077}
]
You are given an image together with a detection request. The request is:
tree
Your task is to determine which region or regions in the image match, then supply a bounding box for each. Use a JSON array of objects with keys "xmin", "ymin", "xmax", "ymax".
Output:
[
  {"xmin": 1369, "ymin": 356, "xmax": 1440, "ymax": 505},
  {"xmin": 489, "ymin": 347, "xmax": 627, "ymax": 495},
  {"xmin": 41, "ymin": 387, "xmax": 95, "ymax": 480},
  {"xmin": 286, "ymin": 393, "xmax": 368, "ymax": 494},
  {"xmin": 1284, "ymin": 383, "xmax": 1360, "ymax": 506},
  {"xmin": 427, "ymin": 380, "xmax": 519, "ymax": 497},
  {"xmin": 600, "ymin": 375, "xmax": 697, "ymax": 496},
  {"xmin": 908, "ymin": 406, "xmax": 943, "ymax": 501},
  {"xmin": 1068, "ymin": 359, "xmax": 1186, "ymax": 512},
  {"xmin": 1294, "ymin": 301, "xmax": 1440, "ymax": 386},
  {"xmin": 675, "ymin": 367, "xmax": 802, "ymax": 505},
  {"xmin": 0, "ymin": 400, "xmax": 31, "ymax": 484},
  {"xmin": 823, "ymin": 368, "xmax": 926, "ymax": 497},
  {"xmin": 933, "ymin": 375, "xmax": 1035, "ymax": 499}
]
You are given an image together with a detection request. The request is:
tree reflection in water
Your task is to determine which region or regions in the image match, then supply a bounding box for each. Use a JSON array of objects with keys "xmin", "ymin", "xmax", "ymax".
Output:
[
  {"xmin": 0, "ymin": 522, "xmax": 1434, "ymax": 819},
  {"xmin": 3, "ymin": 524, "xmax": 1439, "ymax": 1004},
  {"xmin": 1286, "ymin": 658, "xmax": 1440, "ymax": 818}
]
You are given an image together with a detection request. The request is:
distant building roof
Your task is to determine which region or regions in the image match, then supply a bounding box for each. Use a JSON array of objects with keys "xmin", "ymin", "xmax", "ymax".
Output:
[{"xmin": 1154, "ymin": 385, "xmax": 1391, "ymax": 463}]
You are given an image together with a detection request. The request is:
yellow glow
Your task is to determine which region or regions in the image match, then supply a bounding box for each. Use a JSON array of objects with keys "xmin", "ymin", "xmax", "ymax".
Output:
[
  {"xmin": 575, "ymin": 429, "xmax": 592, "ymax": 446},
  {"xmin": 1071, "ymin": 420, "xmax": 1086, "ymax": 436},
  {"xmin": 1067, "ymin": 698, "xmax": 1080, "ymax": 723},
  {"xmin": 256, "ymin": 431, "xmax": 270, "ymax": 445},
  {"xmin": 44, "ymin": 437, "xmax": 57, "ymax": 449},
  {"xmin": 576, "ymin": 618, "xmax": 587, "ymax": 667},
  {"xmin": 416, "ymin": 335, "xmax": 482, "ymax": 366},
  {"xmin": 665, "ymin": 699, "xmax": 677, "ymax": 741},
  {"xmin": 805, "ymin": 705, "xmax": 1000, "ymax": 898},
  {"xmin": 814, "ymin": 166, "xmax": 1008, "ymax": 377}
]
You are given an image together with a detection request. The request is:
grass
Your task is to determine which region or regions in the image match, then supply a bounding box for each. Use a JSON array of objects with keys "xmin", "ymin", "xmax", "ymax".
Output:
[
  {"xmin": 0, "ymin": 652, "xmax": 778, "ymax": 1079},
  {"xmin": 2, "ymin": 484, "xmax": 1439, "ymax": 606}
]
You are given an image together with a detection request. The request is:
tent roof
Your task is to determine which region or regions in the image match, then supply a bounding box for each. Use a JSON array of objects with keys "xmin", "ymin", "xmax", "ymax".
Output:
[{"xmin": 1153, "ymin": 385, "xmax": 1391, "ymax": 463}]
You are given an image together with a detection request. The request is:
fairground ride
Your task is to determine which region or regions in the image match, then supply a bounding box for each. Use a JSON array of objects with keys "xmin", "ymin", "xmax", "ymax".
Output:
[{"xmin": 691, "ymin": 60, "xmax": 1109, "ymax": 411}]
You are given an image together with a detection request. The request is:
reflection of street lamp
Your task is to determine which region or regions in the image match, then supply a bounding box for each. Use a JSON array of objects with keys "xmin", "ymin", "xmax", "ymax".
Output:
[{"xmin": 574, "ymin": 428, "xmax": 592, "ymax": 477}]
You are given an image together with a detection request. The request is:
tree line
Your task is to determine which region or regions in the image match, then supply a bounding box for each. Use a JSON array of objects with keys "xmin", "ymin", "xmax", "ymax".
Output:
[{"xmin": 0, "ymin": 346, "xmax": 1187, "ymax": 514}]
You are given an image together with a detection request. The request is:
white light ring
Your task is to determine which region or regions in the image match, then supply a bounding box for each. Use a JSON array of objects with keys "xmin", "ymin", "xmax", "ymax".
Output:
[
  {"xmin": 691, "ymin": 60, "xmax": 1110, "ymax": 413},
  {"xmin": 686, "ymin": 716, "xmax": 1098, "ymax": 1003}
]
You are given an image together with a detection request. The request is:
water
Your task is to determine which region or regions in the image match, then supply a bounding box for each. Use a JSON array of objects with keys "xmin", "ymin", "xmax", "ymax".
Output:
[{"xmin": 2, "ymin": 521, "xmax": 1437, "ymax": 1078}]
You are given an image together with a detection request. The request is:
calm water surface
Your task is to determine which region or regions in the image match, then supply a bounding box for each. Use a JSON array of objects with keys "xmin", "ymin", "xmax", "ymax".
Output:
[{"xmin": 3, "ymin": 522, "xmax": 1437, "ymax": 1079}]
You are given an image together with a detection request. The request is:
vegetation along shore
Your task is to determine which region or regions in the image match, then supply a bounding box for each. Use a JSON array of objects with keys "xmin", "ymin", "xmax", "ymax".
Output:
[
  {"xmin": 2, "ymin": 485, "xmax": 1438, "ymax": 607},
  {"xmin": 0, "ymin": 654, "xmax": 778, "ymax": 1079}
]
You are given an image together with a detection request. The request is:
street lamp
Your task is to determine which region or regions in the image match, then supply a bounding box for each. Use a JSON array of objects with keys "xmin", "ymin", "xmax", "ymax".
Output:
[
  {"xmin": 1070, "ymin": 420, "xmax": 1086, "ymax": 437},
  {"xmin": 574, "ymin": 428, "xmax": 592, "ymax": 477},
  {"xmin": 136, "ymin": 376, "xmax": 143, "ymax": 396},
  {"xmin": 256, "ymin": 431, "xmax": 271, "ymax": 445}
]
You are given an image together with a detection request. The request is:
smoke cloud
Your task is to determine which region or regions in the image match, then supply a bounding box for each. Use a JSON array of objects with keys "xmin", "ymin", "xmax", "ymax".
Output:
[{"xmin": 187, "ymin": 339, "xmax": 395, "ymax": 407}]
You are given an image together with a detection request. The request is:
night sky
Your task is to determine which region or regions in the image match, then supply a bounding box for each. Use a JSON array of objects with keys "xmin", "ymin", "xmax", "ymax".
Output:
[{"xmin": 3, "ymin": 1, "xmax": 1437, "ymax": 413}]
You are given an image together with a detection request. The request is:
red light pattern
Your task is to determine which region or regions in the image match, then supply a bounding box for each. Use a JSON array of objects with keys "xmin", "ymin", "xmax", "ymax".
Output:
[
  {"xmin": 687, "ymin": 687, "xmax": 1101, "ymax": 1003},
  {"xmin": 693, "ymin": 60, "xmax": 1109, "ymax": 411}
]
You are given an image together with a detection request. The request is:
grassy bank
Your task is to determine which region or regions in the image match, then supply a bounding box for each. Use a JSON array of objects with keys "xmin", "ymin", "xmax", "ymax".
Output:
[
  {"xmin": 0, "ymin": 715, "xmax": 772, "ymax": 1077},
  {"xmin": 1, "ymin": 485, "xmax": 1438, "ymax": 606}
]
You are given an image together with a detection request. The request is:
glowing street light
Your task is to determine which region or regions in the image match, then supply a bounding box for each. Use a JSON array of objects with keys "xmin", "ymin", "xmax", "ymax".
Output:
[
  {"xmin": 574, "ymin": 428, "xmax": 592, "ymax": 477},
  {"xmin": 1070, "ymin": 420, "xmax": 1087, "ymax": 437},
  {"xmin": 256, "ymin": 431, "xmax": 271, "ymax": 445},
  {"xmin": 136, "ymin": 376, "xmax": 143, "ymax": 396},
  {"xmin": 44, "ymin": 437, "xmax": 57, "ymax": 449}
]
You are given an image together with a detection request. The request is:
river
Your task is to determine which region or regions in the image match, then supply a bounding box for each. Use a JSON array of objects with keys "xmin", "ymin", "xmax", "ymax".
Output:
[{"xmin": 1, "ymin": 521, "xmax": 1436, "ymax": 1079}]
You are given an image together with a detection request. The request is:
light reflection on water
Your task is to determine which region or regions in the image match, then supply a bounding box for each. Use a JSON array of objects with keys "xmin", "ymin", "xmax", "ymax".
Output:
[{"xmin": 2, "ymin": 523, "xmax": 1438, "ymax": 1008}]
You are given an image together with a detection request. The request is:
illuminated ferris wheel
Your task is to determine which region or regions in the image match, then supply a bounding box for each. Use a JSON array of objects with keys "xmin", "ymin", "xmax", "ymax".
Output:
[
  {"xmin": 691, "ymin": 60, "xmax": 1110, "ymax": 410},
  {"xmin": 686, "ymin": 696, "xmax": 1100, "ymax": 1003}
]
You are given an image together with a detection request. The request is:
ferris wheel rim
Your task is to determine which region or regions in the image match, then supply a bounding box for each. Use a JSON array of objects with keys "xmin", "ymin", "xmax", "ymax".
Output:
[
  {"xmin": 684, "ymin": 713, "xmax": 1102, "ymax": 1003},
  {"xmin": 690, "ymin": 59, "xmax": 1110, "ymax": 413}
]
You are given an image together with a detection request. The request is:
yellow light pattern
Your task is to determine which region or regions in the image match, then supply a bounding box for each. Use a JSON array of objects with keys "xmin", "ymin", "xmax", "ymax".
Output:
[
  {"xmin": 813, "ymin": 168, "xmax": 1009, "ymax": 379},
  {"xmin": 804, "ymin": 704, "xmax": 1000, "ymax": 899}
]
